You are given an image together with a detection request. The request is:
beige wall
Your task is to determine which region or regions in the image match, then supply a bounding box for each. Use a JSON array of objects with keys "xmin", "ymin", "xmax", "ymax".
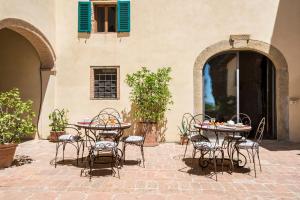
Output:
[
  {"xmin": 0, "ymin": 0, "xmax": 56, "ymax": 48},
  {"xmin": 55, "ymin": 0, "xmax": 300, "ymax": 142},
  {"xmin": 0, "ymin": 29, "xmax": 40, "ymax": 135},
  {"xmin": 0, "ymin": 0, "xmax": 299, "ymax": 141}
]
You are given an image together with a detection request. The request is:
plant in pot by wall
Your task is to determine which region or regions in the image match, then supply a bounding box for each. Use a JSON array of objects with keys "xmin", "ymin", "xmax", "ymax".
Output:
[
  {"xmin": 126, "ymin": 67, "xmax": 173, "ymax": 146},
  {"xmin": 48, "ymin": 109, "xmax": 68, "ymax": 142},
  {"xmin": 178, "ymin": 119, "xmax": 189, "ymax": 145},
  {"xmin": 0, "ymin": 88, "xmax": 36, "ymax": 168}
]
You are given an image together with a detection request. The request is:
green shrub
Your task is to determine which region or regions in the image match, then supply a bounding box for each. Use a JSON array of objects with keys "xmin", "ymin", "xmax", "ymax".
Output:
[
  {"xmin": 0, "ymin": 88, "xmax": 36, "ymax": 144},
  {"xmin": 126, "ymin": 67, "xmax": 173, "ymax": 123}
]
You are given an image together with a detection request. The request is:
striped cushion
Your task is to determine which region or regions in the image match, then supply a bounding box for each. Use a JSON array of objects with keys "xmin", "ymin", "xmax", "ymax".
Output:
[
  {"xmin": 125, "ymin": 136, "xmax": 144, "ymax": 143},
  {"xmin": 194, "ymin": 141, "xmax": 216, "ymax": 150},
  {"xmin": 95, "ymin": 141, "xmax": 117, "ymax": 150},
  {"xmin": 58, "ymin": 134, "xmax": 80, "ymax": 142},
  {"xmin": 238, "ymin": 140, "xmax": 259, "ymax": 149}
]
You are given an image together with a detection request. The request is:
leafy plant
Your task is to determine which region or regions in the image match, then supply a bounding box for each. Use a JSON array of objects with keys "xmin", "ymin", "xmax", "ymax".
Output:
[
  {"xmin": 0, "ymin": 88, "xmax": 36, "ymax": 144},
  {"xmin": 126, "ymin": 67, "xmax": 173, "ymax": 123},
  {"xmin": 178, "ymin": 120, "xmax": 188, "ymax": 137},
  {"xmin": 49, "ymin": 109, "xmax": 68, "ymax": 132}
]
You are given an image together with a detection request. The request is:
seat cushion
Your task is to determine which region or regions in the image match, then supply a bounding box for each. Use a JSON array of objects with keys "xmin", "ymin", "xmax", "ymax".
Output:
[
  {"xmin": 238, "ymin": 140, "xmax": 259, "ymax": 149},
  {"xmin": 100, "ymin": 131, "xmax": 119, "ymax": 136},
  {"xmin": 94, "ymin": 141, "xmax": 117, "ymax": 151},
  {"xmin": 58, "ymin": 134, "xmax": 80, "ymax": 142},
  {"xmin": 124, "ymin": 136, "xmax": 144, "ymax": 143},
  {"xmin": 189, "ymin": 134, "xmax": 202, "ymax": 142},
  {"xmin": 225, "ymin": 134, "xmax": 243, "ymax": 140},
  {"xmin": 194, "ymin": 141, "xmax": 217, "ymax": 150}
]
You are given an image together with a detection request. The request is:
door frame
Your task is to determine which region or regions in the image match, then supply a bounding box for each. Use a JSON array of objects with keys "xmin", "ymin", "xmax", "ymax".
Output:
[{"xmin": 194, "ymin": 39, "xmax": 288, "ymax": 140}]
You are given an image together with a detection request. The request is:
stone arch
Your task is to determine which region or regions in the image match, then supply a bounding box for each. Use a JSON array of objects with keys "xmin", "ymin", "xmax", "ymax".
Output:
[
  {"xmin": 0, "ymin": 18, "xmax": 56, "ymax": 68},
  {"xmin": 194, "ymin": 39, "xmax": 289, "ymax": 140}
]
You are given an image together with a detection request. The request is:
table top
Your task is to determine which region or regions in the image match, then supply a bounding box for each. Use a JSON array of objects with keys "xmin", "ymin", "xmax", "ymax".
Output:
[
  {"xmin": 194, "ymin": 124, "xmax": 251, "ymax": 132},
  {"xmin": 75, "ymin": 122, "xmax": 132, "ymax": 130}
]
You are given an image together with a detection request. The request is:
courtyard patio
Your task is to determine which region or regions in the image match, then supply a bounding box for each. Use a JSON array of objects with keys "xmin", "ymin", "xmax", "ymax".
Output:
[{"xmin": 0, "ymin": 139, "xmax": 299, "ymax": 200}]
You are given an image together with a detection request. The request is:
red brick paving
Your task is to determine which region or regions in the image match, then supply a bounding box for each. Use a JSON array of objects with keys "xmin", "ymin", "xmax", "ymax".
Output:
[{"xmin": 0, "ymin": 140, "xmax": 300, "ymax": 199}]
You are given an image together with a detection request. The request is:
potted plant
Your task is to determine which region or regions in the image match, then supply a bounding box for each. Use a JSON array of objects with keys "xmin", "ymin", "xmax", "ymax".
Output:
[
  {"xmin": 0, "ymin": 88, "xmax": 35, "ymax": 168},
  {"xmin": 48, "ymin": 109, "xmax": 68, "ymax": 142},
  {"xmin": 126, "ymin": 67, "xmax": 173, "ymax": 146},
  {"xmin": 178, "ymin": 120, "xmax": 189, "ymax": 145}
]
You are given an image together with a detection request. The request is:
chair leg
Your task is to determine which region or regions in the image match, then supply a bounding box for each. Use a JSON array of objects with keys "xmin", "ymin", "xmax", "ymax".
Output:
[
  {"xmin": 213, "ymin": 151, "xmax": 217, "ymax": 181},
  {"xmin": 54, "ymin": 142, "xmax": 59, "ymax": 168},
  {"xmin": 252, "ymin": 149, "xmax": 257, "ymax": 178},
  {"xmin": 247, "ymin": 149, "xmax": 252, "ymax": 163},
  {"xmin": 81, "ymin": 141, "xmax": 85, "ymax": 162},
  {"xmin": 141, "ymin": 145, "xmax": 145, "ymax": 168},
  {"xmin": 192, "ymin": 148, "xmax": 196, "ymax": 159},
  {"xmin": 62, "ymin": 143, "xmax": 66, "ymax": 163},
  {"xmin": 221, "ymin": 150, "xmax": 224, "ymax": 175},
  {"xmin": 183, "ymin": 139, "xmax": 189, "ymax": 158},
  {"xmin": 122, "ymin": 143, "xmax": 126, "ymax": 164},
  {"xmin": 76, "ymin": 142, "xmax": 80, "ymax": 166},
  {"xmin": 257, "ymin": 148, "xmax": 262, "ymax": 172}
]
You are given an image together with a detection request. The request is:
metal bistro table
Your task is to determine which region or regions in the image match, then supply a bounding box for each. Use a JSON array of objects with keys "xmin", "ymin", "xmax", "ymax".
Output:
[
  {"xmin": 75, "ymin": 121, "xmax": 131, "ymax": 178},
  {"xmin": 75, "ymin": 122, "xmax": 131, "ymax": 161},
  {"xmin": 194, "ymin": 123, "xmax": 252, "ymax": 169}
]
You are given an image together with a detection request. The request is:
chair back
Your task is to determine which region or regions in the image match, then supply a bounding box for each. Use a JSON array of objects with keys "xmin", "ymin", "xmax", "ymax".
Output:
[
  {"xmin": 189, "ymin": 113, "xmax": 212, "ymax": 143},
  {"xmin": 87, "ymin": 113, "xmax": 122, "ymax": 147},
  {"xmin": 231, "ymin": 113, "xmax": 251, "ymax": 126},
  {"xmin": 99, "ymin": 108, "xmax": 121, "ymax": 120},
  {"xmin": 179, "ymin": 113, "xmax": 194, "ymax": 136},
  {"xmin": 254, "ymin": 117, "xmax": 266, "ymax": 144}
]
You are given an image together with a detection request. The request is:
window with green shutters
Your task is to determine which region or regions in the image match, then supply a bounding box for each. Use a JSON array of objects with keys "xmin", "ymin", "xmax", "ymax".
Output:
[
  {"xmin": 78, "ymin": 1, "xmax": 91, "ymax": 32},
  {"xmin": 78, "ymin": 0, "xmax": 130, "ymax": 33}
]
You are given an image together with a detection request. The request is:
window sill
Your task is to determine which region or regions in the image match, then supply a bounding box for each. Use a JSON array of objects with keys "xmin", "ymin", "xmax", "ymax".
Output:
[{"xmin": 90, "ymin": 98, "xmax": 120, "ymax": 100}]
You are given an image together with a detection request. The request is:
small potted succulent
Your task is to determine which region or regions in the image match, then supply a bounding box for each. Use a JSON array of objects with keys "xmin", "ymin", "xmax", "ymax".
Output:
[
  {"xmin": 0, "ymin": 88, "xmax": 35, "ymax": 168},
  {"xmin": 178, "ymin": 120, "xmax": 189, "ymax": 145},
  {"xmin": 48, "ymin": 109, "xmax": 68, "ymax": 142}
]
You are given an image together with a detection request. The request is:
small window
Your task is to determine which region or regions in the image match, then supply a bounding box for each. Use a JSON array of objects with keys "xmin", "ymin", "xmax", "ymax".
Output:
[
  {"xmin": 94, "ymin": 4, "xmax": 116, "ymax": 33},
  {"xmin": 91, "ymin": 67, "xmax": 120, "ymax": 100}
]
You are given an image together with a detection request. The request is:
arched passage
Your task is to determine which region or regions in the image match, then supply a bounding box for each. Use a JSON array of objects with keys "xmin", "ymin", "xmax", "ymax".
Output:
[
  {"xmin": 0, "ymin": 18, "xmax": 56, "ymax": 68},
  {"xmin": 0, "ymin": 18, "xmax": 56, "ymax": 138},
  {"xmin": 194, "ymin": 39, "xmax": 289, "ymax": 140}
]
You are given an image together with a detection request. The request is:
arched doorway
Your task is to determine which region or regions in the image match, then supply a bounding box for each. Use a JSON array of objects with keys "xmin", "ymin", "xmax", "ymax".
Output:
[
  {"xmin": 0, "ymin": 18, "xmax": 55, "ymax": 138},
  {"xmin": 203, "ymin": 51, "xmax": 276, "ymax": 139},
  {"xmin": 194, "ymin": 39, "xmax": 289, "ymax": 140}
]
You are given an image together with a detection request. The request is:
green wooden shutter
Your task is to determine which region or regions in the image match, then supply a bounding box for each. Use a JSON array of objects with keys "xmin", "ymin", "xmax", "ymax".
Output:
[
  {"xmin": 78, "ymin": 1, "xmax": 91, "ymax": 32},
  {"xmin": 117, "ymin": 0, "xmax": 130, "ymax": 32}
]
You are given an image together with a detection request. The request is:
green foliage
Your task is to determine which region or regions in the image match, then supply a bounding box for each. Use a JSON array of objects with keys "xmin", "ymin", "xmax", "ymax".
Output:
[
  {"xmin": 126, "ymin": 67, "xmax": 173, "ymax": 123},
  {"xmin": 0, "ymin": 88, "xmax": 36, "ymax": 144},
  {"xmin": 178, "ymin": 120, "xmax": 188, "ymax": 137},
  {"xmin": 49, "ymin": 109, "xmax": 68, "ymax": 132}
]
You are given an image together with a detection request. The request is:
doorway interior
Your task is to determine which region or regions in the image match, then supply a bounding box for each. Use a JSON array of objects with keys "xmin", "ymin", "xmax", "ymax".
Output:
[{"xmin": 203, "ymin": 51, "xmax": 276, "ymax": 139}]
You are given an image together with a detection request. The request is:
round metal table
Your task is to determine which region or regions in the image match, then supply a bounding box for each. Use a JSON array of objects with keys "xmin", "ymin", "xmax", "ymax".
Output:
[{"xmin": 194, "ymin": 123, "xmax": 252, "ymax": 169}]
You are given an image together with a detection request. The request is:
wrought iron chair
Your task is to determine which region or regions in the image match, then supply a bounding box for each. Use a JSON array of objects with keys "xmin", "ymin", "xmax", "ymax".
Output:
[
  {"xmin": 182, "ymin": 113, "xmax": 196, "ymax": 158},
  {"xmin": 121, "ymin": 122, "xmax": 150, "ymax": 167},
  {"xmin": 189, "ymin": 114, "xmax": 225, "ymax": 181},
  {"xmin": 236, "ymin": 117, "xmax": 265, "ymax": 178},
  {"xmin": 81, "ymin": 113, "xmax": 123, "ymax": 180},
  {"xmin": 54, "ymin": 124, "xmax": 84, "ymax": 168},
  {"xmin": 99, "ymin": 107, "xmax": 122, "ymax": 119},
  {"xmin": 223, "ymin": 113, "xmax": 251, "ymax": 170}
]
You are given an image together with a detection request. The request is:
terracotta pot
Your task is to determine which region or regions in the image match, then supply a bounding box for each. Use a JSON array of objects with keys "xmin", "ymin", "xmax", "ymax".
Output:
[
  {"xmin": 140, "ymin": 122, "xmax": 159, "ymax": 147},
  {"xmin": 180, "ymin": 136, "xmax": 189, "ymax": 145},
  {"xmin": 0, "ymin": 143, "xmax": 18, "ymax": 168},
  {"xmin": 49, "ymin": 131, "xmax": 65, "ymax": 142}
]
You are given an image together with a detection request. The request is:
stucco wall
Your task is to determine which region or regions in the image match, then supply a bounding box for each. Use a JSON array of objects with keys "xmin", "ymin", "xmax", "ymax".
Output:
[
  {"xmin": 53, "ymin": 0, "xmax": 300, "ymax": 142},
  {"xmin": 0, "ymin": 0, "xmax": 299, "ymax": 141},
  {"xmin": 0, "ymin": 0, "xmax": 56, "ymax": 48}
]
